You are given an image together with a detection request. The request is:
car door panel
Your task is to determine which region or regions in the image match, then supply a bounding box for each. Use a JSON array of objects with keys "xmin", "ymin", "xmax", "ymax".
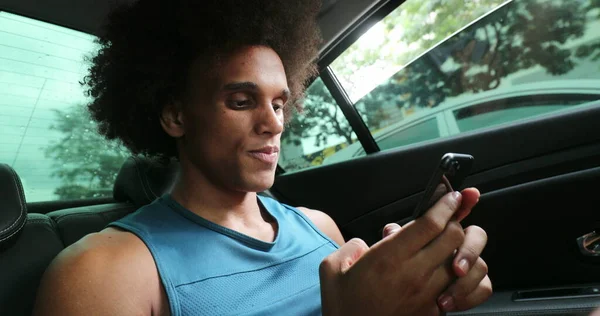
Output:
[
  {"xmin": 272, "ymin": 103, "xmax": 600, "ymax": 226},
  {"xmin": 450, "ymin": 288, "xmax": 600, "ymax": 316},
  {"xmin": 460, "ymin": 166, "xmax": 600, "ymax": 290},
  {"xmin": 271, "ymin": 103, "xmax": 600, "ymax": 293},
  {"xmin": 341, "ymin": 143, "xmax": 600, "ymax": 244}
]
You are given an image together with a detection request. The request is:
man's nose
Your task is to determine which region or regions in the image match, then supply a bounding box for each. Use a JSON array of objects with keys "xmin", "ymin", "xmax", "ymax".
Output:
[{"xmin": 254, "ymin": 103, "xmax": 284, "ymax": 135}]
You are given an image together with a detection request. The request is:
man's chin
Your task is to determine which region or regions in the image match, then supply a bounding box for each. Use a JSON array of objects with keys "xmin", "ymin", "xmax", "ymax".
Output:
[{"xmin": 239, "ymin": 174, "xmax": 275, "ymax": 193}]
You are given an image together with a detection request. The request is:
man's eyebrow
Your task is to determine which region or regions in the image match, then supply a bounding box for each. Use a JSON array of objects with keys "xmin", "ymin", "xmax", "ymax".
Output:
[
  {"xmin": 223, "ymin": 82, "xmax": 291, "ymax": 99},
  {"xmin": 223, "ymin": 81, "xmax": 258, "ymax": 91}
]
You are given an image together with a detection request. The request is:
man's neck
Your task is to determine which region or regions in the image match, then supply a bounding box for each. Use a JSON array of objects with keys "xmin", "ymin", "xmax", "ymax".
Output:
[{"xmin": 168, "ymin": 164, "xmax": 277, "ymax": 242}]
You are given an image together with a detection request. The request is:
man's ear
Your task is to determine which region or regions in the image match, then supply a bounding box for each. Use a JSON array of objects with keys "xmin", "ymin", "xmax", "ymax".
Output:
[{"xmin": 160, "ymin": 102, "xmax": 185, "ymax": 137}]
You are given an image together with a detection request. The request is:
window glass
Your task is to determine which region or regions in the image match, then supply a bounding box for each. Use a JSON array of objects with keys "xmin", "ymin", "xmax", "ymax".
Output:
[
  {"xmin": 0, "ymin": 12, "xmax": 129, "ymax": 202},
  {"xmin": 454, "ymin": 93, "xmax": 600, "ymax": 132},
  {"xmin": 330, "ymin": 0, "xmax": 508, "ymax": 103},
  {"xmin": 351, "ymin": 118, "xmax": 441, "ymax": 158},
  {"xmin": 279, "ymin": 77, "xmax": 357, "ymax": 172},
  {"xmin": 377, "ymin": 118, "xmax": 440, "ymax": 150},
  {"xmin": 326, "ymin": 0, "xmax": 600, "ymax": 160}
]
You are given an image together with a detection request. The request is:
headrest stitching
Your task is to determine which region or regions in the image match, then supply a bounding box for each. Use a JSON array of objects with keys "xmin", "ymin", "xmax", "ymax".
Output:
[
  {"xmin": 0, "ymin": 166, "xmax": 26, "ymax": 235},
  {"xmin": 0, "ymin": 218, "xmax": 26, "ymax": 243}
]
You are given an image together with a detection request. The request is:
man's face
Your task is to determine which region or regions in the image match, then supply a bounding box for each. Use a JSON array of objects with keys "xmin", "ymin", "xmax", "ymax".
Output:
[{"xmin": 179, "ymin": 45, "xmax": 288, "ymax": 192}]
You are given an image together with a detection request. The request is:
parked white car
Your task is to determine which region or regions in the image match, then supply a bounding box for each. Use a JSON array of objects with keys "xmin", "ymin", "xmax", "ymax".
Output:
[{"xmin": 324, "ymin": 79, "xmax": 600, "ymax": 164}]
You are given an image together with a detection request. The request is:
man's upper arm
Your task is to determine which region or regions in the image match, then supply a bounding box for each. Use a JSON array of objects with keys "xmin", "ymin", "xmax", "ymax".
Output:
[
  {"xmin": 33, "ymin": 233, "xmax": 152, "ymax": 316},
  {"xmin": 297, "ymin": 207, "xmax": 345, "ymax": 246}
]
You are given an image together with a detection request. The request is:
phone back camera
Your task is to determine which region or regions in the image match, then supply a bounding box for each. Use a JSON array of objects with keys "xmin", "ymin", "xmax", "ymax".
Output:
[{"xmin": 447, "ymin": 166, "xmax": 457, "ymax": 176}]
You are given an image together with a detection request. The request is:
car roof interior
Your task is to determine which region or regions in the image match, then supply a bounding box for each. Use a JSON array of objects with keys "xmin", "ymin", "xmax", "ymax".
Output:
[{"xmin": 0, "ymin": 0, "xmax": 379, "ymax": 52}]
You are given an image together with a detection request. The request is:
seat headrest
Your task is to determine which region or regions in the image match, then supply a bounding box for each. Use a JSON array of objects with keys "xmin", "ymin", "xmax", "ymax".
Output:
[
  {"xmin": 113, "ymin": 156, "xmax": 179, "ymax": 207},
  {"xmin": 0, "ymin": 164, "xmax": 27, "ymax": 249}
]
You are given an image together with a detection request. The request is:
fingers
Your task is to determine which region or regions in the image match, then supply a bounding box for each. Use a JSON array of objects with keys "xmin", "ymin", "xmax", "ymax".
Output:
[
  {"xmin": 318, "ymin": 238, "xmax": 370, "ymax": 316},
  {"xmin": 319, "ymin": 238, "xmax": 370, "ymax": 277},
  {"xmin": 382, "ymin": 223, "xmax": 402, "ymax": 239},
  {"xmin": 453, "ymin": 226, "xmax": 488, "ymax": 277},
  {"xmin": 427, "ymin": 256, "xmax": 457, "ymax": 297},
  {"xmin": 397, "ymin": 191, "xmax": 463, "ymax": 254},
  {"xmin": 417, "ymin": 221, "xmax": 465, "ymax": 270},
  {"xmin": 441, "ymin": 275, "xmax": 493, "ymax": 312},
  {"xmin": 433, "ymin": 225, "xmax": 490, "ymax": 312},
  {"xmin": 454, "ymin": 188, "xmax": 480, "ymax": 222},
  {"xmin": 439, "ymin": 257, "xmax": 489, "ymax": 310}
]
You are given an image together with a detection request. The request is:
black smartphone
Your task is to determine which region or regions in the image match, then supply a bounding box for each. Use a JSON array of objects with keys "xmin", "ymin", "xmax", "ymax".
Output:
[{"xmin": 412, "ymin": 153, "xmax": 474, "ymax": 219}]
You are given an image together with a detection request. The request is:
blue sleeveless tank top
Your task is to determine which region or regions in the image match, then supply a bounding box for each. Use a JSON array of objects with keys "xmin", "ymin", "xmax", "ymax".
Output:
[{"xmin": 108, "ymin": 194, "xmax": 339, "ymax": 316}]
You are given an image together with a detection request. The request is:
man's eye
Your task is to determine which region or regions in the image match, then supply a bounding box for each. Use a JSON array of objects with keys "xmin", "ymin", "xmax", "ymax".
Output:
[
  {"xmin": 228, "ymin": 99, "xmax": 251, "ymax": 108},
  {"xmin": 273, "ymin": 98, "xmax": 285, "ymax": 111}
]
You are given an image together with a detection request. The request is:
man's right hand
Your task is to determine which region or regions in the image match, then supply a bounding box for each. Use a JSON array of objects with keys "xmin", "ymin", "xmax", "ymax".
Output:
[{"xmin": 319, "ymin": 190, "xmax": 490, "ymax": 316}]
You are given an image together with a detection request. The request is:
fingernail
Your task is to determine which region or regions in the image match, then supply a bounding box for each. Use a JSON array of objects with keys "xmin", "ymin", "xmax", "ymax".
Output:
[
  {"xmin": 458, "ymin": 258, "xmax": 469, "ymax": 273},
  {"xmin": 438, "ymin": 295, "xmax": 455, "ymax": 311},
  {"xmin": 452, "ymin": 191, "xmax": 462, "ymax": 201}
]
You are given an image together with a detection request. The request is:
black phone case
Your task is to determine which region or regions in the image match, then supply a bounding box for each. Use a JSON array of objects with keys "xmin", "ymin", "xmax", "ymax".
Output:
[{"xmin": 412, "ymin": 153, "xmax": 474, "ymax": 219}]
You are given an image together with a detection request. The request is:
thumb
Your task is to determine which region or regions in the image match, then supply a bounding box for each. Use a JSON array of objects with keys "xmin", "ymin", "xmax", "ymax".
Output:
[
  {"xmin": 382, "ymin": 223, "xmax": 402, "ymax": 239},
  {"xmin": 319, "ymin": 238, "xmax": 368, "ymax": 316},
  {"xmin": 320, "ymin": 238, "xmax": 370, "ymax": 277}
]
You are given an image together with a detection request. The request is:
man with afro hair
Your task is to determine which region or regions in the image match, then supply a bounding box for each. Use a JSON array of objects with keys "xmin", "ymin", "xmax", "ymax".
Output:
[{"xmin": 33, "ymin": 0, "xmax": 492, "ymax": 315}]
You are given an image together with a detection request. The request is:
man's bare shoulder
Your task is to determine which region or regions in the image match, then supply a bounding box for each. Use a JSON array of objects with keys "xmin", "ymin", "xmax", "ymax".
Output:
[
  {"xmin": 33, "ymin": 228, "xmax": 168, "ymax": 316},
  {"xmin": 48, "ymin": 227, "xmax": 152, "ymax": 277},
  {"xmin": 296, "ymin": 207, "xmax": 345, "ymax": 246},
  {"xmin": 61, "ymin": 227, "xmax": 147, "ymax": 257}
]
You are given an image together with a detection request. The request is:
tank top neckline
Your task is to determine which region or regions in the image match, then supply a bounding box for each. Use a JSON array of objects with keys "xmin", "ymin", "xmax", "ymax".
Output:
[{"xmin": 160, "ymin": 194, "xmax": 279, "ymax": 251}]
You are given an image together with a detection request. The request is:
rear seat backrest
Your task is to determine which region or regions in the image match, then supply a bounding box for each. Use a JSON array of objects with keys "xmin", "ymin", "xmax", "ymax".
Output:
[
  {"xmin": 0, "ymin": 163, "xmax": 26, "ymax": 249},
  {"xmin": 47, "ymin": 156, "xmax": 179, "ymax": 247},
  {"xmin": 113, "ymin": 156, "xmax": 179, "ymax": 207},
  {"xmin": 0, "ymin": 164, "xmax": 64, "ymax": 316},
  {"xmin": 0, "ymin": 157, "xmax": 178, "ymax": 315},
  {"xmin": 46, "ymin": 203, "xmax": 136, "ymax": 246}
]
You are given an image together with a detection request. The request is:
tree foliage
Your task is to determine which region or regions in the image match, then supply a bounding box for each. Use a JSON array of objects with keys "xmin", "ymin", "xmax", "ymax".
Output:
[
  {"xmin": 44, "ymin": 105, "xmax": 129, "ymax": 200},
  {"xmin": 394, "ymin": 0, "xmax": 593, "ymax": 108},
  {"xmin": 282, "ymin": 0, "xmax": 600, "ymax": 169}
]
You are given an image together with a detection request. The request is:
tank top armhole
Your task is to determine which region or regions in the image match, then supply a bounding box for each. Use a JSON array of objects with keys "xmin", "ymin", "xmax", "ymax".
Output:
[
  {"xmin": 285, "ymin": 205, "xmax": 341, "ymax": 249},
  {"xmin": 108, "ymin": 221, "xmax": 182, "ymax": 316},
  {"xmin": 257, "ymin": 196, "xmax": 341, "ymax": 249}
]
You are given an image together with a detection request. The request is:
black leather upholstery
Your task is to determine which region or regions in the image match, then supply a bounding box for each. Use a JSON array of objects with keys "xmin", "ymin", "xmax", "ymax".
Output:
[
  {"xmin": 0, "ymin": 165, "xmax": 65, "ymax": 315},
  {"xmin": 0, "ymin": 157, "xmax": 180, "ymax": 315},
  {"xmin": 47, "ymin": 203, "xmax": 135, "ymax": 246},
  {"xmin": 113, "ymin": 156, "xmax": 179, "ymax": 207},
  {"xmin": 44, "ymin": 156, "xmax": 178, "ymax": 247},
  {"xmin": 0, "ymin": 164, "xmax": 27, "ymax": 249},
  {"xmin": 0, "ymin": 213, "xmax": 64, "ymax": 315}
]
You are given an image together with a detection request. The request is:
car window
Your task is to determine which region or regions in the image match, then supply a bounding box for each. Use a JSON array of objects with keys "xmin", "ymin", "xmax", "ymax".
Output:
[
  {"xmin": 279, "ymin": 77, "xmax": 357, "ymax": 172},
  {"xmin": 316, "ymin": 0, "xmax": 600, "ymax": 164},
  {"xmin": 0, "ymin": 11, "xmax": 129, "ymax": 202},
  {"xmin": 453, "ymin": 94, "xmax": 600, "ymax": 133},
  {"xmin": 351, "ymin": 118, "xmax": 441, "ymax": 158},
  {"xmin": 330, "ymin": 0, "xmax": 508, "ymax": 104},
  {"xmin": 377, "ymin": 118, "xmax": 440, "ymax": 150},
  {"xmin": 280, "ymin": 0, "xmax": 508, "ymax": 171}
]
